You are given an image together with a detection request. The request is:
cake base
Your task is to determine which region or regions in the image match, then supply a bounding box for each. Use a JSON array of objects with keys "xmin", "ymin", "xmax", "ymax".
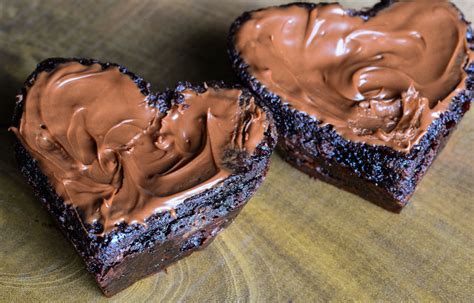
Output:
[
  {"xmin": 277, "ymin": 113, "xmax": 462, "ymax": 213},
  {"xmin": 11, "ymin": 58, "xmax": 278, "ymax": 297},
  {"xmin": 15, "ymin": 133, "xmax": 273, "ymax": 297},
  {"xmin": 97, "ymin": 205, "xmax": 244, "ymax": 296},
  {"xmin": 228, "ymin": 1, "xmax": 473, "ymax": 212}
]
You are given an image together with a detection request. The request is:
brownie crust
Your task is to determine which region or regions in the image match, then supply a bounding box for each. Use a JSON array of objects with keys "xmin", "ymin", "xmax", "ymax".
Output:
[
  {"xmin": 12, "ymin": 58, "xmax": 278, "ymax": 296},
  {"xmin": 228, "ymin": 0, "xmax": 474, "ymax": 211}
]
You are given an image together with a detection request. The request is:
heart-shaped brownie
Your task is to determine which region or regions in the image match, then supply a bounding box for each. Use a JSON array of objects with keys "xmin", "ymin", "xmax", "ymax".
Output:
[
  {"xmin": 10, "ymin": 58, "xmax": 276, "ymax": 296},
  {"xmin": 229, "ymin": 0, "xmax": 473, "ymax": 211}
]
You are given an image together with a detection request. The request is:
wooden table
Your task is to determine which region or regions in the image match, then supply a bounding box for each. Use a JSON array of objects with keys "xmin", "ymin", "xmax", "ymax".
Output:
[{"xmin": 0, "ymin": 0, "xmax": 473, "ymax": 301}]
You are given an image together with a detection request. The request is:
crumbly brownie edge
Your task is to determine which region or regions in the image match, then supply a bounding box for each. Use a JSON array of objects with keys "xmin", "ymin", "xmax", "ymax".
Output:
[
  {"xmin": 277, "ymin": 111, "xmax": 462, "ymax": 212},
  {"xmin": 98, "ymin": 167, "xmax": 268, "ymax": 296},
  {"xmin": 14, "ymin": 137, "xmax": 273, "ymax": 296},
  {"xmin": 228, "ymin": 0, "xmax": 474, "ymax": 211}
]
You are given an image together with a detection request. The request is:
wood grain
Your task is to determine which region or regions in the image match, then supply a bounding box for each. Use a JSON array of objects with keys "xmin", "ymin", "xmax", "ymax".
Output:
[{"xmin": 0, "ymin": 0, "xmax": 473, "ymax": 301}]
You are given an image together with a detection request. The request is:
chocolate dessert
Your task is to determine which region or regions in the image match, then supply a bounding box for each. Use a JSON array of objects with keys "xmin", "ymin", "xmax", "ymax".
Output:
[
  {"xmin": 229, "ymin": 0, "xmax": 473, "ymax": 212},
  {"xmin": 10, "ymin": 58, "xmax": 277, "ymax": 296}
]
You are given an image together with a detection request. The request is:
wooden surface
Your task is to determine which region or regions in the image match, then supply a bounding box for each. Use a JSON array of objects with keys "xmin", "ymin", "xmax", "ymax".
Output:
[{"xmin": 0, "ymin": 0, "xmax": 473, "ymax": 301}]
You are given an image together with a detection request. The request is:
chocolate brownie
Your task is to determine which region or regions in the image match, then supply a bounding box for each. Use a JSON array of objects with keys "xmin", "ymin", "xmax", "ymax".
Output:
[
  {"xmin": 10, "ymin": 58, "xmax": 277, "ymax": 296},
  {"xmin": 229, "ymin": 0, "xmax": 473, "ymax": 211}
]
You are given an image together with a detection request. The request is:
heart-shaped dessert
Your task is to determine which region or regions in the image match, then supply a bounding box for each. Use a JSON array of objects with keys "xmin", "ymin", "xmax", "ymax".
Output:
[
  {"xmin": 229, "ymin": 0, "xmax": 473, "ymax": 211},
  {"xmin": 10, "ymin": 58, "xmax": 277, "ymax": 296}
]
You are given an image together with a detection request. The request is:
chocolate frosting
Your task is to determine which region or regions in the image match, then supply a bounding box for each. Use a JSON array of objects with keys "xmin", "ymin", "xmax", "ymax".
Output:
[
  {"xmin": 235, "ymin": 0, "xmax": 472, "ymax": 151},
  {"xmin": 11, "ymin": 62, "xmax": 267, "ymax": 233}
]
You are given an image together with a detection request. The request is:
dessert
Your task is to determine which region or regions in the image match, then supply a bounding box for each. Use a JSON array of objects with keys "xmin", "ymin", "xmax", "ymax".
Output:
[
  {"xmin": 10, "ymin": 58, "xmax": 277, "ymax": 296},
  {"xmin": 229, "ymin": 0, "xmax": 473, "ymax": 211}
]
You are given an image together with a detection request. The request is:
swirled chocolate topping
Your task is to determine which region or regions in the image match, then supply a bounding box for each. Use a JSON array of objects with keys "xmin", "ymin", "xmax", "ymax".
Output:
[
  {"xmin": 235, "ymin": 0, "xmax": 472, "ymax": 151},
  {"xmin": 11, "ymin": 62, "xmax": 267, "ymax": 233}
]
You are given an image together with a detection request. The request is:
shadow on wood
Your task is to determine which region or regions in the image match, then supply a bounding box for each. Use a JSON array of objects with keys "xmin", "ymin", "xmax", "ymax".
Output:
[{"xmin": 0, "ymin": 51, "xmax": 22, "ymax": 127}]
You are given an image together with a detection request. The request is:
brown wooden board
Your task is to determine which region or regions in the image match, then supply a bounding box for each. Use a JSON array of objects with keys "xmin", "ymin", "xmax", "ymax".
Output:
[{"xmin": 0, "ymin": 0, "xmax": 473, "ymax": 301}]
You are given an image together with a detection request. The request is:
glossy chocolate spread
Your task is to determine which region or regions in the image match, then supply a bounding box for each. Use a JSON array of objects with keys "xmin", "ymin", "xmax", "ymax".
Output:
[
  {"xmin": 235, "ymin": 0, "xmax": 472, "ymax": 151},
  {"xmin": 12, "ymin": 62, "xmax": 267, "ymax": 233}
]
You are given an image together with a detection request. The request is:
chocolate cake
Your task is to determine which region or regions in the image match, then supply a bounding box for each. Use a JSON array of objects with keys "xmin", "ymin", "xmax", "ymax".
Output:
[
  {"xmin": 10, "ymin": 58, "xmax": 277, "ymax": 296},
  {"xmin": 229, "ymin": 0, "xmax": 474, "ymax": 212}
]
